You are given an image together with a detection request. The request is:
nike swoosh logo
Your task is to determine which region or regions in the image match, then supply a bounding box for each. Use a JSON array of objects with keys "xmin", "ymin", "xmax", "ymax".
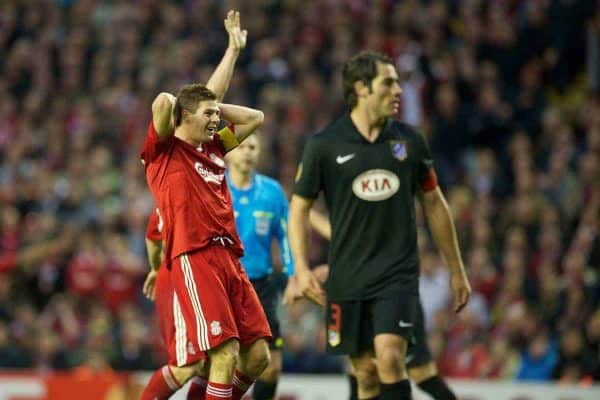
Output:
[
  {"xmin": 336, "ymin": 154, "xmax": 355, "ymax": 164},
  {"xmin": 398, "ymin": 320, "xmax": 413, "ymax": 328}
]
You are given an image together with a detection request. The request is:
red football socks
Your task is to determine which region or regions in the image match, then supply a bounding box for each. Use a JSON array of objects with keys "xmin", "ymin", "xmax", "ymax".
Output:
[
  {"xmin": 187, "ymin": 376, "xmax": 208, "ymax": 399},
  {"xmin": 232, "ymin": 370, "xmax": 254, "ymax": 400},
  {"xmin": 205, "ymin": 381, "xmax": 232, "ymax": 400},
  {"xmin": 141, "ymin": 365, "xmax": 182, "ymax": 400}
]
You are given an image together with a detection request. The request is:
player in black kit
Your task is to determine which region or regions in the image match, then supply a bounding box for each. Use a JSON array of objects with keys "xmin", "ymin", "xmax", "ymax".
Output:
[
  {"xmin": 288, "ymin": 51, "xmax": 471, "ymax": 400},
  {"xmin": 307, "ymin": 209, "xmax": 459, "ymax": 400}
]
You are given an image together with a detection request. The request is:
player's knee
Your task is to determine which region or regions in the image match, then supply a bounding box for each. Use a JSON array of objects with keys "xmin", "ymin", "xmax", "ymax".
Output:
[
  {"xmin": 376, "ymin": 348, "xmax": 406, "ymax": 375},
  {"xmin": 246, "ymin": 342, "xmax": 271, "ymax": 377},
  {"xmin": 169, "ymin": 363, "xmax": 198, "ymax": 385},
  {"xmin": 260, "ymin": 356, "xmax": 281, "ymax": 382},
  {"xmin": 209, "ymin": 340, "xmax": 240, "ymax": 372}
]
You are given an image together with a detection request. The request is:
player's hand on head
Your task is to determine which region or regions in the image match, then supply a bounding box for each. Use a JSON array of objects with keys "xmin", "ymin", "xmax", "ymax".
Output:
[
  {"xmin": 450, "ymin": 270, "xmax": 472, "ymax": 313},
  {"xmin": 143, "ymin": 270, "xmax": 158, "ymax": 301},
  {"xmin": 297, "ymin": 269, "xmax": 325, "ymax": 306},
  {"xmin": 224, "ymin": 10, "xmax": 247, "ymax": 51}
]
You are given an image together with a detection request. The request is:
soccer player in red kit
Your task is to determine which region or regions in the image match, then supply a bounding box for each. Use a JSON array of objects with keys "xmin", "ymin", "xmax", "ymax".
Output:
[
  {"xmin": 143, "ymin": 209, "xmax": 176, "ymax": 368},
  {"xmin": 140, "ymin": 11, "xmax": 271, "ymax": 400},
  {"xmin": 144, "ymin": 209, "xmax": 209, "ymax": 398}
]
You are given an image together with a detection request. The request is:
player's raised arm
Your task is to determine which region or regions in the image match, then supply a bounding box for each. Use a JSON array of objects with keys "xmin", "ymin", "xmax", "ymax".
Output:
[
  {"xmin": 206, "ymin": 10, "xmax": 247, "ymax": 101},
  {"xmin": 151, "ymin": 92, "xmax": 176, "ymax": 138},
  {"xmin": 219, "ymin": 103, "xmax": 264, "ymax": 144},
  {"xmin": 149, "ymin": 9, "xmax": 246, "ymax": 140}
]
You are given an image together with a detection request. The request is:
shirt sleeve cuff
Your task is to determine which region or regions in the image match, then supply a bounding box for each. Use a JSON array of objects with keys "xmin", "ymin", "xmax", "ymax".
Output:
[{"xmin": 421, "ymin": 168, "xmax": 438, "ymax": 192}]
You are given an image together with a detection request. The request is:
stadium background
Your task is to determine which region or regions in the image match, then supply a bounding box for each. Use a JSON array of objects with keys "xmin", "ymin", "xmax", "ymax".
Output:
[{"xmin": 0, "ymin": 0, "xmax": 599, "ymax": 398}]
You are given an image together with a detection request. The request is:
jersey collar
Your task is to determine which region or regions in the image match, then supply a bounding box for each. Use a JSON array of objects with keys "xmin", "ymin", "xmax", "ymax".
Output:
[{"xmin": 342, "ymin": 113, "xmax": 393, "ymax": 144}]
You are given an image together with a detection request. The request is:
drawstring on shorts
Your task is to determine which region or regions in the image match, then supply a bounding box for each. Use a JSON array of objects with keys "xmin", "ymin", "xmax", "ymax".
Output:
[{"xmin": 212, "ymin": 236, "xmax": 234, "ymax": 247}]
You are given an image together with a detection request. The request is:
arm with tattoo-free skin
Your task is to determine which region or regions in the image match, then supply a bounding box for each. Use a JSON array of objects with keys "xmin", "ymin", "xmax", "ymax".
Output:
[
  {"xmin": 419, "ymin": 187, "xmax": 471, "ymax": 313},
  {"xmin": 309, "ymin": 209, "xmax": 331, "ymax": 240},
  {"xmin": 143, "ymin": 238, "xmax": 163, "ymax": 301},
  {"xmin": 287, "ymin": 195, "xmax": 325, "ymax": 306},
  {"xmin": 218, "ymin": 103, "xmax": 264, "ymax": 143},
  {"xmin": 151, "ymin": 10, "xmax": 247, "ymax": 139}
]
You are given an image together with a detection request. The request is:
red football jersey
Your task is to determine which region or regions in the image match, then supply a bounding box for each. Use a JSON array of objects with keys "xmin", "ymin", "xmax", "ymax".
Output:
[
  {"xmin": 140, "ymin": 122, "xmax": 243, "ymax": 262},
  {"xmin": 145, "ymin": 208, "xmax": 163, "ymax": 241}
]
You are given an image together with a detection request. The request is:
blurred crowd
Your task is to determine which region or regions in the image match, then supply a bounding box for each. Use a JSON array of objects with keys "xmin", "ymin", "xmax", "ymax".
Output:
[{"xmin": 0, "ymin": 0, "xmax": 599, "ymax": 384}]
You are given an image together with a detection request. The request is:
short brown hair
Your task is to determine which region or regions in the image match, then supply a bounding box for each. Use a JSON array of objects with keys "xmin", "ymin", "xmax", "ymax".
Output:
[
  {"xmin": 173, "ymin": 84, "xmax": 217, "ymax": 127},
  {"xmin": 342, "ymin": 51, "xmax": 394, "ymax": 109}
]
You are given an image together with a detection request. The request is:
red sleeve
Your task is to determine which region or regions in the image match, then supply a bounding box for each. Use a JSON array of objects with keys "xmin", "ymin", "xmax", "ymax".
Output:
[
  {"xmin": 145, "ymin": 209, "xmax": 163, "ymax": 241},
  {"xmin": 421, "ymin": 168, "xmax": 438, "ymax": 192},
  {"xmin": 140, "ymin": 121, "xmax": 171, "ymax": 165}
]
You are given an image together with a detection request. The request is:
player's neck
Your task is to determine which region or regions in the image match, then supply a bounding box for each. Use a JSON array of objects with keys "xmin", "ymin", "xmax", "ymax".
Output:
[
  {"xmin": 229, "ymin": 169, "xmax": 253, "ymax": 189},
  {"xmin": 350, "ymin": 106, "xmax": 385, "ymax": 143},
  {"xmin": 174, "ymin": 126, "xmax": 207, "ymax": 147}
]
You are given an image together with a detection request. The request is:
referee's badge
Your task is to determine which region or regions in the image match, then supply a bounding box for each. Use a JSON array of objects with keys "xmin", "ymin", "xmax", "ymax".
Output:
[
  {"xmin": 390, "ymin": 141, "xmax": 407, "ymax": 161},
  {"xmin": 328, "ymin": 329, "xmax": 341, "ymax": 347},
  {"xmin": 253, "ymin": 211, "xmax": 273, "ymax": 236}
]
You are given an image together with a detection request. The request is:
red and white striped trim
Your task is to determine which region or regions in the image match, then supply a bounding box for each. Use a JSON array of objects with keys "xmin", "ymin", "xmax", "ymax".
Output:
[
  {"xmin": 161, "ymin": 366, "xmax": 180, "ymax": 391},
  {"xmin": 206, "ymin": 383, "xmax": 232, "ymax": 398},
  {"xmin": 180, "ymin": 254, "xmax": 210, "ymax": 350},
  {"xmin": 173, "ymin": 293, "xmax": 187, "ymax": 366}
]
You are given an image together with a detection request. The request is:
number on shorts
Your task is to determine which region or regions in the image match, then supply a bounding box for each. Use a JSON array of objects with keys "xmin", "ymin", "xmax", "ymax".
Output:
[{"xmin": 329, "ymin": 303, "xmax": 341, "ymax": 332}]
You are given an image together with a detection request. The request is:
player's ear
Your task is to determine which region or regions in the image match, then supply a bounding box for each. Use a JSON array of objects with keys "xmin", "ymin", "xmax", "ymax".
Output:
[
  {"xmin": 181, "ymin": 109, "xmax": 192, "ymax": 122},
  {"xmin": 354, "ymin": 80, "xmax": 369, "ymax": 98}
]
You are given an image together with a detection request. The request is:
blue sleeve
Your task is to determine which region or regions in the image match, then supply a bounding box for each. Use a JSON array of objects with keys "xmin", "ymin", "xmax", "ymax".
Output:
[{"xmin": 274, "ymin": 185, "xmax": 294, "ymax": 276}]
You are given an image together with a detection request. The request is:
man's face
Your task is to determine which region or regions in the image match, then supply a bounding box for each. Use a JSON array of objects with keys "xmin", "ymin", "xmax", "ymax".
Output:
[
  {"xmin": 226, "ymin": 134, "xmax": 260, "ymax": 174},
  {"xmin": 364, "ymin": 62, "xmax": 402, "ymax": 118},
  {"xmin": 185, "ymin": 100, "xmax": 220, "ymax": 142}
]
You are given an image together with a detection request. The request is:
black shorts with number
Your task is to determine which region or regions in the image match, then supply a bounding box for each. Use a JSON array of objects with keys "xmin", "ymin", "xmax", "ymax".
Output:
[
  {"xmin": 251, "ymin": 276, "xmax": 283, "ymax": 350},
  {"xmin": 326, "ymin": 288, "xmax": 432, "ymax": 368}
]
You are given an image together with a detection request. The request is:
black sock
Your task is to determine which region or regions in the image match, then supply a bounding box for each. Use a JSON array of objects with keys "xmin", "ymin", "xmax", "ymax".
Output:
[
  {"xmin": 380, "ymin": 379, "xmax": 411, "ymax": 400},
  {"xmin": 253, "ymin": 379, "xmax": 278, "ymax": 400},
  {"xmin": 348, "ymin": 374, "xmax": 358, "ymax": 400},
  {"xmin": 417, "ymin": 375, "xmax": 457, "ymax": 400}
]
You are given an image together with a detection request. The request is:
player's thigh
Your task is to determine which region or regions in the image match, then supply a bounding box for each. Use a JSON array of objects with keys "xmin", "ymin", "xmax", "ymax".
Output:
[
  {"xmin": 170, "ymin": 250, "xmax": 239, "ymax": 361},
  {"xmin": 251, "ymin": 276, "xmax": 283, "ymax": 350},
  {"xmin": 371, "ymin": 289, "xmax": 417, "ymax": 345},
  {"xmin": 231, "ymin": 260, "xmax": 272, "ymax": 346},
  {"xmin": 371, "ymin": 290, "xmax": 417, "ymax": 364},
  {"xmin": 406, "ymin": 299, "xmax": 433, "ymax": 370}
]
